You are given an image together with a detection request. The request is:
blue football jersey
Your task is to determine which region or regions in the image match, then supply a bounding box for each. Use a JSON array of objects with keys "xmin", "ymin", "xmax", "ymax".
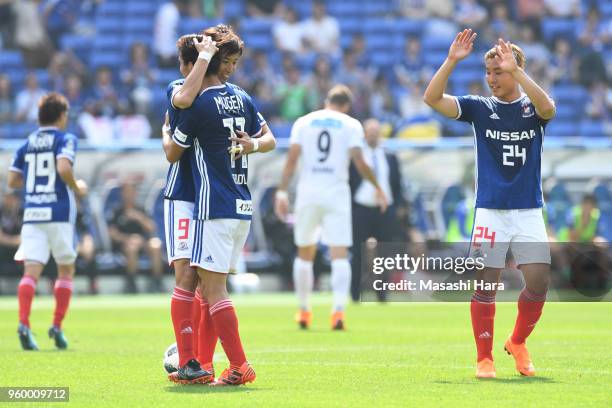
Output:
[
  {"xmin": 163, "ymin": 79, "xmax": 195, "ymax": 202},
  {"xmin": 455, "ymin": 94, "xmax": 548, "ymax": 209},
  {"xmin": 9, "ymin": 127, "xmax": 78, "ymax": 223},
  {"xmin": 174, "ymin": 82, "xmax": 266, "ymax": 220}
]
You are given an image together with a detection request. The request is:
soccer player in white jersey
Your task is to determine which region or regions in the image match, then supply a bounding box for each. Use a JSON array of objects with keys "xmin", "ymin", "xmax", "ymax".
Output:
[
  {"xmin": 8, "ymin": 93, "xmax": 88, "ymax": 350},
  {"xmin": 424, "ymin": 29, "xmax": 556, "ymax": 378},
  {"xmin": 274, "ymin": 85, "xmax": 388, "ymax": 330},
  {"xmin": 165, "ymin": 24, "xmax": 276, "ymax": 385}
]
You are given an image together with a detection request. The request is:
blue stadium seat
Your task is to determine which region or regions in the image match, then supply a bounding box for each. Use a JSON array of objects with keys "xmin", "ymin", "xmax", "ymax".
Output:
[
  {"xmin": 241, "ymin": 18, "xmax": 273, "ymax": 34},
  {"xmin": 89, "ymin": 52, "xmax": 124, "ymax": 69},
  {"xmin": 541, "ymin": 18, "xmax": 576, "ymax": 43},
  {"xmin": 580, "ymin": 120, "xmax": 607, "ymax": 138},
  {"xmin": 125, "ymin": 17, "xmax": 154, "ymax": 34},
  {"xmin": 223, "ymin": 0, "xmax": 244, "ymax": 19},
  {"xmin": 243, "ymin": 33, "xmax": 269, "ymax": 51},
  {"xmin": 555, "ymin": 103, "xmax": 582, "ymax": 121},
  {"xmin": 423, "ymin": 51, "xmax": 447, "ymax": 67},
  {"xmin": 97, "ymin": 1, "xmax": 124, "ymax": 17},
  {"xmin": 441, "ymin": 184, "xmax": 466, "ymax": 229},
  {"xmin": 370, "ymin": 51, "xmax": 395, "ymax": 67},
  {"xmin": 0, "ymin": 50, "xmax": 23, "ymax": 68},
  {"xmin": 552, "ymin": 84, "xmax": 588, "ymax": 104},
  {"xmin": 328, "ymin": 3, "xmax": 362, "ymax": 18},
  {"xmin": 394, "ymin": 19, "xmax": 424, "ymax": 36},
  {"xmin": 34, "ymin": 70, "xmax": 50, "ymax": 90},
  {"xmin": 124, "ymin": 1, "xmax": 157, "ymax": 18},
  {"xmin": 546, "ymin": 182, "xmax": 572, "ymax": 235},
  {"xmin": 339, "ymin": 18, "xmax": 362, "ymax": 35},
  {"xmin": 94, "ymin": 35, "xmax": 123, "ymax": 52},
  {"xmin": 61, "ymin": 34, "xmax": 90, "ymax": 53},
  {"xmin": 269, "ymin": 122, "xmax": 292, "ymax": 139},
  {"xmin": 157, "ymin": 69, "xmax": 178, "ymax": 86},
  {"xmin": 422, "ymin": 35, "xmax": 453, "ymax": 52},
  {"xmin": 545, "ymin": 120, "xmax": 579, "ymax": 137},
  {"xmin": 95, "ymin": 17, "xmax": 124, "ymax": 34},
  {"xmin": 364, "ymin": 1, "xmax": 393, "ymax": 15},
  {"xmin": 179, "ymin": 18, "xmax": 223, "ymax": 36}
]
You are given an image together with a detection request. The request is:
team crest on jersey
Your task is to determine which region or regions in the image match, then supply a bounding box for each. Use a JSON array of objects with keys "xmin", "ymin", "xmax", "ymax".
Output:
[{"xmin": 521, "ymin": 101, "xmax": 534, "ymax": 118}]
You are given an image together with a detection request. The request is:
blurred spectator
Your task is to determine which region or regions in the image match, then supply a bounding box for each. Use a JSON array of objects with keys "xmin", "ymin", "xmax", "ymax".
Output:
[
  {"xmin": 121, "ymin": 43, "xmax": 158, "ymax": 115},
  {"xmin": 550, "ymin": 38, "xmax": 577, "ymax": 84},
  {"xmin": 12, "ymin": 0, "xmax": 52, "ymax": 67},
  {"xmin": 75, "ymin": 197, "xmax": 98, "ymax": 294},
  {"xmin": 41, "ymin": 0, "xmax": 79, "ymax": 48},
  {"xmin": 275, "ymin": 65, "xmax": 314, "ymax": 121},
  {"xmin": 517, "ymin": 25, "xmax": 549, "ymax": 80},
  {"xmin": 0, "ymin": 74, "xmax": 14, "ymax": 122},
  {"xmin": 425, "ymin": 0, "xmax": 454, "ymax": 19},
  {"xmin": 585, "ymin": 82, "xmax": 611, "ymax": 120},
  {"xmin": 369, "ymin": 72, "xmax": 398, "ymax": 125},
  {"xmin": 0, "ymin": 0, "xmax": 15, "ymax": 49},
  {"xmin": 251, "ymin": 79, "xmax": 278, "ymax": 122},
  {"xmin": 48, "ymin": 51, "xmax": 87, "ymax": 92},
  {"xmin": 485, "ymin": 3, "xmax": 518, "ymax": 43},
  {"xmin": 78, "ymin": 101, "xmax": 115, "ymax": 144},
  {"xmin": 577, "ymin": 7, "xmax": 610, "ymax": 53},
  {"xmin": 516, "ymin": 0, "xmax": 545, "ymax": 20},
  {"xmin": 243, "ymin": 50, "xmax": 281, "ymax": 93},
  {"xmin": 108, "ymin": 182, "xmax": 163, "ymax": 293},
  {"xmin": 15, "ymin": 73, "xmax": 46, "ymax": 122},
  {"xmin": 468, "ymin": 80, "xmax": 485, "ymax": 96},
  {"xmin": 64, "ymin": 74, "xmax": 86, "ymax": 124},
  {"xmin": 544, "ymin": 0, "xmax": 581, "ymax": 18},
  {"xmin": 396, "ymin": 81, "xmax": 440, "ymax": 139},
  {"xmin": 272, "ymin": 6, "xmax": 304, "ymax": 54},
  {"xmin": 562, "ymin": 194, "xmax": 603, "ymax": 242},
  {"xmin": 394, "ymin": 37, "xmax": 430, "ymax": 89},
  {"xmin": 578, "ymin": 50, "xmax": 607, "ymax": 87},
  {"xmin": 301, "ymin": 1, "xmax": 340, "ymax": 56},
  {"xmin": 91, "ymin": 66, "xmax": 122, "ymax": 117},
  {"xmin": 154, "ymin": 0, "xmax": 190, "ymax": 68},
  {"xmin": 114, "ymin": 98, "xmax": 152, "ymax": 145},
  {"xmin": 308, "ymin": 56, "xmax": 334, "ymax": 109},
  {"xmin": 349, "ymin": 33, "xmax": 369, "ymax": 69},
  {"xmin": 0, "ymin": 190, "xmax": 22, "ymax": 278},
  {"xmin": 246, "ymin": 0, "xmax": 281, "ymax": 17},
  {"xmin": 455, "ymin": 0, "xmax": 488, "ymax": 32},
  {"xmin": 336, "ymin": 48, "xmax": 374, "ymax": 119},
  {"xmin": 396, "ymin": 0, "xmax": 428, "ymax": 19}
]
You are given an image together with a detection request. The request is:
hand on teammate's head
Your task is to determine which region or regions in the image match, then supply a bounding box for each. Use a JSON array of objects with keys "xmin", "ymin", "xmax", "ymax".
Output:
[{"xmin": 193, "ymin": 35, "xmax": 218, "ymax": 56}]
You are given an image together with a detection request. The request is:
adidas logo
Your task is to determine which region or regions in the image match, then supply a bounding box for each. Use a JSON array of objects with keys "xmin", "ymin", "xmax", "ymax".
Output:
[
  {"xmin": 489, "ymin": 113, "xmax": 500, "ymax": 119},
  {"xmin": 180, "ymin": 326, "xmax": 193, "ymax": 334},
  {"xmin": 479, "ymin": 331, "xmax": 492, "ymax": 339},
  {"xmin": 204, "ymin": 255, "xmax": 214, "ymax": 263}
]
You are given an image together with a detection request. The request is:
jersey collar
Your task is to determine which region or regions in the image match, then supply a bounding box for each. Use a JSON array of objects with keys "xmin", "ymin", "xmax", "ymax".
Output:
[
  {"xmin": 199, "ymin": 84, "xmax": 226, "ymax": 95},
  {"xmin": 492, "ymin": 93, "xmax": 526, "ymax": 105},
  {"xmin": 38, "ymin": 126, "xmax": 59, "ymax": 131}
]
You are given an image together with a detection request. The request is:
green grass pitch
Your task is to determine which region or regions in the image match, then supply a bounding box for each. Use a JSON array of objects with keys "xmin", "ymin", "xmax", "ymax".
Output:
[{"xmin": 0, "ymin": 294, "xmax": 610, "ymax": 407}]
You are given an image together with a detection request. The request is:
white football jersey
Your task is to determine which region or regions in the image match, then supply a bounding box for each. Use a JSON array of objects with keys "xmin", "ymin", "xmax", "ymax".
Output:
[{"xmin": 290, "ymin": 109, "xmax": 364, "ymax": 196}]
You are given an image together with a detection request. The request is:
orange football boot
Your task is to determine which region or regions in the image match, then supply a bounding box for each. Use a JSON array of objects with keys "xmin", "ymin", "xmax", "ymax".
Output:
[
  {"xmin": 331, "ymin": 311, "xmax": 345, "ymax": 330},
  {"xmin": 212, "ymin": 362, "xmax": 256, "ymax": 386},
  {"xmin": 295, "ymin": 310, "xmax": 312, "ymax": 329},
  {"xmin": 476, "ymin": 358, "xmax": 496, "ymax": 378},
  {"xmin": 504, "ymin": 337, "xmax": 536, "ymax": 376}
]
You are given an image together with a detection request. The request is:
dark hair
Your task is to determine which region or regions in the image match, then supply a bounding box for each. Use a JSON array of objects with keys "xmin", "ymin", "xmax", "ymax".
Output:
[
  {"xmin": 200, "ymin": 24, "xmax": 244, "ymax": 77},
  {"xmin": 326, "ymin": 84, "xmax": 353, "ymax": 107},
  {"xmin": 38, "ymin": 92, "xmax": 69, "ymax": 125},
  {"xmin": 583, "ymin": 194, "xmax": 598, "ymax": 206}
]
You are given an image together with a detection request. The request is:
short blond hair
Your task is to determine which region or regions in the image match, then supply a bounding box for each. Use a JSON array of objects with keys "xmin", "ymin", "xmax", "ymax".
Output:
[
  {"xmin": 484, "ymin": 43, "xmax": 526, "ymax": 68},
  {"xmin": 326, "ymin": 84, "xmax": 353, "ymax": 107}
]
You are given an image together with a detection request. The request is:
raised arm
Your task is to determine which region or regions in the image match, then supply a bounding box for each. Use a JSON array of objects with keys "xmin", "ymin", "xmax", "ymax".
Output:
[
  {"xmin": 172, "ymin": 36, "xmax": 218, "ymax": 109},
  {"xmin": 423, "ymin": 29, "xmax": 477, "ymax": 118},
  {"xmin": 495, "ymin": 39, "xmax": 556, "ymax": 120}
]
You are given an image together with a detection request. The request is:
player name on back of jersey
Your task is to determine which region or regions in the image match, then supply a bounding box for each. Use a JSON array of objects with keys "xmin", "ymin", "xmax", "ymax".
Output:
[
  {"xmin": 213, "ymin": 94, "xmax": 245, "ymax": 115},
  {"xmin": 485, "ymin": 129, "xmax": 536, "ymax": 141},
  {"xmin": 28, "ymin": 132, "xmax": 55, "ymax": 150}
]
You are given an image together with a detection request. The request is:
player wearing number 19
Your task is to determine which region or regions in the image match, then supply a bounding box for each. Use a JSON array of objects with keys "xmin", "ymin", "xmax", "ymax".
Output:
[
  {"xmin": 7, "ymin": 93, "xmax": 88, "ymax": 351},
  {"xmin": 424, "ymin": 29, "xmax": 556, "ymax": 378}
]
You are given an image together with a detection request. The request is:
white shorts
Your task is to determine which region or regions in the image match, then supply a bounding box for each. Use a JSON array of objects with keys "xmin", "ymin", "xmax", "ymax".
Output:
[
  {"xmin": 164, "ymin": 199, "xmax": 195, "ymax": 265},
  {"xmin": 469, "ymin": 208, "xmax": 551, "ymax": 268},
  {"xmin": 294, "ymin": 190, "xmax": 352, "ymax": 247},
  {"xmin": 15, "ymin": 223, "xmax": 76, "ymax": 265},
  {"xmin": 190, "ymin": 219, "xmax": 251, "ymax": 274}
]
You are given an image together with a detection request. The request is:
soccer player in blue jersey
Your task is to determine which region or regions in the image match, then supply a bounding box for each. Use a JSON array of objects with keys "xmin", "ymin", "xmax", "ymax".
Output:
[
  {"xmin": 424, "ymin": 29, "xmax": 556, "ymax": 378},
  {"xmin": 161, "ymin": 33, "xmax": 219, "ymax": 384},
  {"xmin": 165, "ymin": 24, "xmax": 276, "ymax": 385},
  {"xmin": 8, "ymin": 93, "xmax": 88, "ymax": 351}
]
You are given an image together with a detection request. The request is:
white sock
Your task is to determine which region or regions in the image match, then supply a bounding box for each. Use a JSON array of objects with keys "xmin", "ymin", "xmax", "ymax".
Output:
[
  {"xmin": 293, "ymin": 258, "xmax": 313, "ymax": 311},
  {"xmin": 331, "ymin": 259, "xmax": 351, "ymax": 312}
]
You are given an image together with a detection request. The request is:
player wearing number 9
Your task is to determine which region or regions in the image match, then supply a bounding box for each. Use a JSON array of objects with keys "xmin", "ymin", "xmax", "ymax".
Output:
[
  {"xmin": 424, "ymin": 29, "xmax": 556, "ymax": 378},
  {"xmin": 164, "ymin": 24, "xmax": 276, "ymax": 386},
  {"xmin": 8, "ymin": 92, "xmax": 88, "ymax": 351},
  {"xmin": 274, "ymin": 85, "xmax": 388, "ymax": 331}
]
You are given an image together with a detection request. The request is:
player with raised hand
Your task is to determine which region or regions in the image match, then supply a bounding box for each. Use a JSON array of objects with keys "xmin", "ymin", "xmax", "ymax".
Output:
[
  {"xmin": 274, "ymin": 85, "xmax": 388, "ymax": 331},
  {"xmin": 165, "ymin": 24, "xmax": 276, "ymax": 386},
  {"xmin": 8, "ymin": 93, "xmax": 88, "ymax": 351},
  {"xmin": 424, "ymin": 29, "xmax": 556, "ymax": 378},
  {"xmin": 161, "ymin": 33, "xmax": 218, "ymax": 384}
]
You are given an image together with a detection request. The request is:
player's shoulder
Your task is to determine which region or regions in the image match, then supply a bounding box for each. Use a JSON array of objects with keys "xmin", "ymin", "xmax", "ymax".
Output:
[{"xmin": 167, "ymin": 78, "xmax": 184, "ymax": 96}]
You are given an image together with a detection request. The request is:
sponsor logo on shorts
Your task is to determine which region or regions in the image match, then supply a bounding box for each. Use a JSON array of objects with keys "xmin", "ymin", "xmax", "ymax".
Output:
[
  {"xmin": 178, "ymin": 241, "xmax": 189, "ymax": 251},
  {"xmin": 23, "ymin": 207, "xmax": 52, "ymax": 222},
  {"xmin": 203, "ymin": 255, "xmax": 214, "ymax": 263}
]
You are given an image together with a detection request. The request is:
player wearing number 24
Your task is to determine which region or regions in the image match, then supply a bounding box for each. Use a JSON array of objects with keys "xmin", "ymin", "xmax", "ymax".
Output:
[
  {"xmin": 424, "ymin": 30, "xmax": 556, "ymax": 379},
  {"xmin": 8, "ymin": 93, "xmax": 88, "ymax": 351}
]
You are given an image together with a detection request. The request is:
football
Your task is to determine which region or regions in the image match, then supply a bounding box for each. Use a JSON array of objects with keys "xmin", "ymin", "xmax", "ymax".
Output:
[{"xmin": 163, "ymin": 342, "xmax": 179, "ymax": 374}]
